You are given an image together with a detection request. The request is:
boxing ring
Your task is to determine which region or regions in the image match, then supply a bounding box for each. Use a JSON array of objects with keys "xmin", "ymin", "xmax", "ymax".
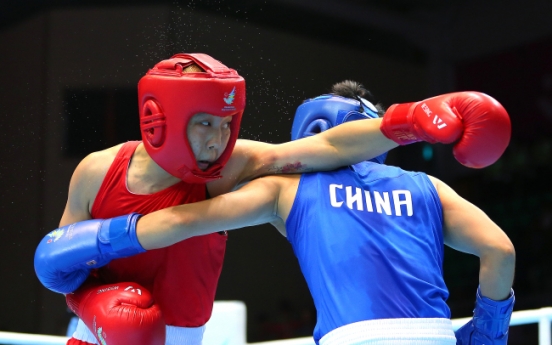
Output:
[{"xmin": 1, "ymin": 303, "xmax": 551, "ymax": 345}]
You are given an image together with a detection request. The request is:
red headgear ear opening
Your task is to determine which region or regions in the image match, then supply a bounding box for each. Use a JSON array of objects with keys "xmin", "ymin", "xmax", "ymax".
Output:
[{"xmin": 140, "ymin": 99, "xmax": 166, "ymax": 148}]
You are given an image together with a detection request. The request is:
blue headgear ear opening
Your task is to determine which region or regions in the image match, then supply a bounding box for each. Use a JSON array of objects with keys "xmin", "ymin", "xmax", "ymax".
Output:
[
  {"xmin": 336, "ymin": 109, "xmax": 371, "ymax": 124},
  {"xmin": 291, "ymin": 94, "xmax": 387, "ymax": 164},
  {"xmin": 291, "ymin": 95, "xmax": 361, "ymax": 141},
  {"xmin": 302, "ymin": 119, "xmax": 332, "ymax": 138}
]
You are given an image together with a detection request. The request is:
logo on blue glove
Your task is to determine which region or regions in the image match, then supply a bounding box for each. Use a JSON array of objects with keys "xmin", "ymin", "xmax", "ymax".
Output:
[{"xmin": 46, "ymin": 229, "xmax": 64, "ymax": 243}]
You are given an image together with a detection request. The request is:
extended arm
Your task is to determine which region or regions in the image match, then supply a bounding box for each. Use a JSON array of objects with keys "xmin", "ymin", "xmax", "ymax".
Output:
[
  {"xmin": 217, "ymin": 119, "xmax": 395, "ymax": 191},
  {"xmin": 223, "ymin": 92, "xmax": 511, "ymax": 191},
  {"xmin": 137, "ymin": 177, "xmax": 284, "ymax": 249},
  {"xmin": 255, "ymin": 118, "xmax": 395, "ymax": 174},
  {"xmin": 34, "ymin": 175, "xmax": 287, "ymax": 294}
]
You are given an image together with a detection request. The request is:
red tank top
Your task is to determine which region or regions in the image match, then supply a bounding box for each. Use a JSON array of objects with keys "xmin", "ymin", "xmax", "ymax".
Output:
[{"xmin": 91, "ymin": 141, "xmax": 227, "ymax": 327}]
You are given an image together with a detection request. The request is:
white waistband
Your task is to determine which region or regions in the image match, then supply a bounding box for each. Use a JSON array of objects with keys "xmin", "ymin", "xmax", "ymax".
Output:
[
  {"xmin": 72, "ymin": 318, "xmax": 206, "ymax": 345},
  {"xmin": 72, "ymin": 319, "xmax": 97, "ymax": 344},
  {"xmin": 319, "ymin": 318, "xmax": 456, "ymax": 345},
  {"xmin": 166, "ymin": 324, "xmax": 206, "ymax": 345}
]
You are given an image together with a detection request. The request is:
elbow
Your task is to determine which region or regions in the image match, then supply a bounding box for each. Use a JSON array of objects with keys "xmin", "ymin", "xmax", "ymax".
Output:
[
  {"xmin": 499, "ymin": 239, "xmax": 516, "ymax": 265},
  {"xmin": 485, "ymin": 238, "xmax": 516, "ymax": 271}
]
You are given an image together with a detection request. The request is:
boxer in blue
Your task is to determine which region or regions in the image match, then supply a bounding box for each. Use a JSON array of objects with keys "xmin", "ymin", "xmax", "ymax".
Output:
[{"xmin": 36, "ymin": 81, "xmax": 515, "ymax": 345}]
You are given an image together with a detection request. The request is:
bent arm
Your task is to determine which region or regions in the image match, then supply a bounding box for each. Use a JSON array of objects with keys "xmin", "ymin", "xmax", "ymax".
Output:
[
  {"xmin": 136, "ymin": 177, "xmax": 283, "ymax": 249},
  {"xmin": 429, "ymin": 175, "xmax": 515, "ymax": 301}
]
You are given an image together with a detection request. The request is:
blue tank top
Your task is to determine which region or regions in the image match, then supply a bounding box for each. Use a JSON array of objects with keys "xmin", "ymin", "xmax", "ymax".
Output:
[{"xmin": 285, "ymin": 162, "xmax": 450, "ymax": 343}]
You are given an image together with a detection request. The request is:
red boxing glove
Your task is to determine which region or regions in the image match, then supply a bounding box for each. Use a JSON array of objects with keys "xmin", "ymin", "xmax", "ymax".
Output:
[
  {"xmin": 380, "ymin": 92, "xmax": 511, "ymax": 168},
  {"xmin": 66, "ymin": 278, "xmax": 165, "ymax": 345}
]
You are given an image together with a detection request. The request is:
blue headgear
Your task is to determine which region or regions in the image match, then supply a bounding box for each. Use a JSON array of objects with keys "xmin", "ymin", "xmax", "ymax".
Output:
[{"xmin": 291, "ymin": 94, "xmax": 388, "ymax": 164}]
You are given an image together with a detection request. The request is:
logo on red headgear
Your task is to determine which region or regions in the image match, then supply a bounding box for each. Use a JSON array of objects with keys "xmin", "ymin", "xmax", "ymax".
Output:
[
  {"xmin": 222, "ymin": 86, "xmax": 238, "ymax": 112},
  {"xmin": 224, "ymin": 87, "xmax": 236, "ymax": 105}
]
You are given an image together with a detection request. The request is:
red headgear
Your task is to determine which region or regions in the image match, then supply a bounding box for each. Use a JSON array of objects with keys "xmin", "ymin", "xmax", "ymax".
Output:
[{"xmin": 138, "ymin": 53, "xmax": 246, "ymax": 183}]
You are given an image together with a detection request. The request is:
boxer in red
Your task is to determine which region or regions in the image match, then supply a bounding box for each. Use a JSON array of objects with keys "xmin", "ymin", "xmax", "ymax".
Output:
[{"xmin": 35, "ymin": 54, "xmax": 511, "ymax": 345}]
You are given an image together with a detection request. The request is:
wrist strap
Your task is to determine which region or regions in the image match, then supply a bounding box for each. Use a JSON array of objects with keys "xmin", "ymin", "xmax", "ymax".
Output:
[{"xmin": 98, "ymin": 213, "xmax": 145, "ymax": 255}]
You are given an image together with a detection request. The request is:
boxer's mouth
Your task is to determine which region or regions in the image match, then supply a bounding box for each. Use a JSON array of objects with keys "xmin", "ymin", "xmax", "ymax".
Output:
[{"xmin": 197, "ymin": 160, "xmax": 211, "ymax": 170}]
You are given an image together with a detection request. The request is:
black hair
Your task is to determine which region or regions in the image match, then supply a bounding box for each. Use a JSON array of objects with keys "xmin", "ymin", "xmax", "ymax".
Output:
[{"xmin": 330, "ymin": 80, "xmax": 386, "ymax": 117}]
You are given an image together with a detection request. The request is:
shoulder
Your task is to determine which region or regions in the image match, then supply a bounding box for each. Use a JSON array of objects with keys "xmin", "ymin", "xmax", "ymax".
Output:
[
  {"xmin": 425, "ymin": 175, "xmax": 455, "ymax": 194},
  {"xmin": 426, "ymin": 174, "xmax": 439, "ymax": 185},
  {"xmin": 70, "ymin": 144, "xmax": 124, "ymax": 198},
  {"xmin": 425, "ymin": 174, "xmax": 463, "ymax": 206},
  {"xmin": 76, "ymin": 144, "xmax": 123, "ymax": 178},
  {"xmin": 61, "ymin": 143, "xmax": 125, "ymax": 224}
]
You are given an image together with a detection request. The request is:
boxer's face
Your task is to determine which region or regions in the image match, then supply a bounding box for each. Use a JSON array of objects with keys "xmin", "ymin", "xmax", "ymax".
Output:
[{"xmin": 187, "ymin": 113, "xmax": 232, "ymax": 170}]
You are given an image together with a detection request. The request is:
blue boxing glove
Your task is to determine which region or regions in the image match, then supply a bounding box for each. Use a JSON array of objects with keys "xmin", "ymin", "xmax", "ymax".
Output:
[
  {"xmin": 34, "ymin": 213, "xmax": 145, "ymax": 294},
  {"xmin": 455, "ymin": 287, "xmax": 515, "ymax": 345}
]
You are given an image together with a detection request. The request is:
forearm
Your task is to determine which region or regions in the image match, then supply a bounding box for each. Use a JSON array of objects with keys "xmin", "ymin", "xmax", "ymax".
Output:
[
  {"xmin": 322, "ymin": 118, "xmax": 397, "ymax": 166},
  {"xmin": 135, "ymin": 180, "xmax": 279, "ymax": 250},
  {"xmin": 478, "ymin": 246, "xmax": 516, "ymax": 300},
  {"xmin": 135, "ymin": 209, "xmax": 191, "ymax": 250},
  {"xmin": 236, "ymin": 118, "xmax": 398, "ymax": 183},
  {"xmin": 274, "ymin": 118, "xmax": 398, "ymax": 174}
]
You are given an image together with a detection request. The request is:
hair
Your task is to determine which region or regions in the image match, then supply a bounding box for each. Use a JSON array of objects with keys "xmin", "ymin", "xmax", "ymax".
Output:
[
  {"xmin": 183, "ymin": 64, "xmax": 204, "ymax": 73},
  {"xmin": 330, "ymin": 80, "xmax": 386, "ymax": 117}
]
